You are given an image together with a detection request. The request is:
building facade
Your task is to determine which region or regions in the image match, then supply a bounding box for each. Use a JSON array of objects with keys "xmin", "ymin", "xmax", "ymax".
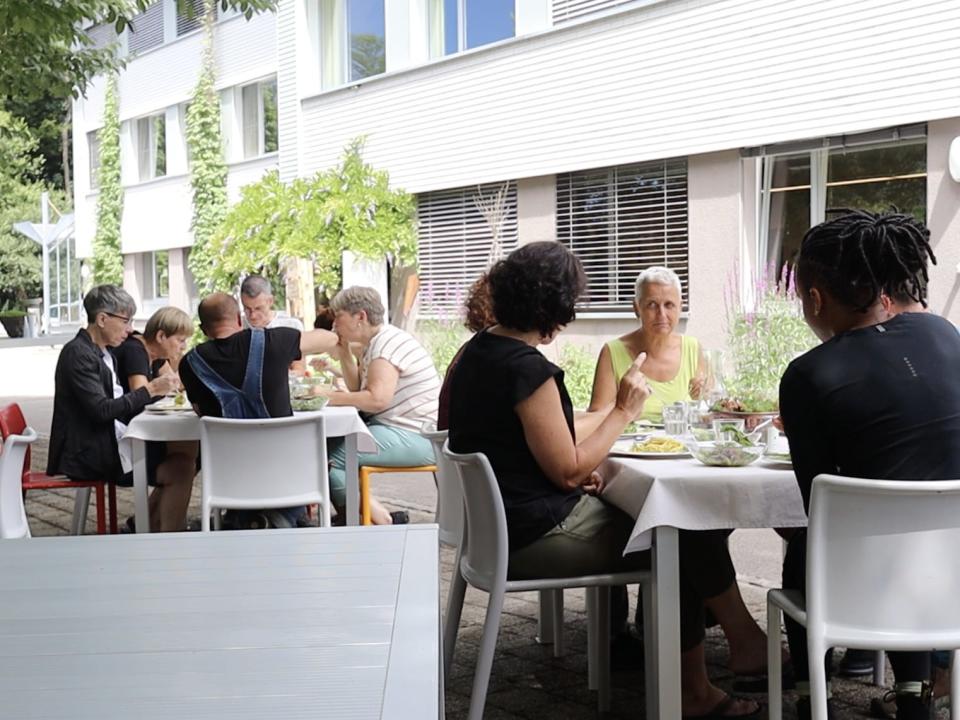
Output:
[{"xmin": 74, "ymin": 0, "xmax": 960, "ymax": 355}]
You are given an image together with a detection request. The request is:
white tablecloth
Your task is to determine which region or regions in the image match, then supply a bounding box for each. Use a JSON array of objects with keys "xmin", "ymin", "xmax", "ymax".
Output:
[
  {"xmin": 601, "ymin": 456, "xmax": 807, "ymax": 555},
  {"xmin": 124, "ymin": 406, "xmax": 378, "ymax": 452},
  {"xmin": 0, "ymin": 526, "xmax": 441, "ymax": 719}
]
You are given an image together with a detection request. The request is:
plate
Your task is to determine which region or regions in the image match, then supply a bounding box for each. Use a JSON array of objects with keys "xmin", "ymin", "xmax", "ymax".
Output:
[
  {"xmin": 609, "ymin": 439, "xmax": 690, "ymax": 459},
  {"xmin": 759, "ymin": 456, "xmax": 793, "ymax": 470},
  {"xmin": 147, "ymin": 399, "xmax": 193, "ymax": 412}
]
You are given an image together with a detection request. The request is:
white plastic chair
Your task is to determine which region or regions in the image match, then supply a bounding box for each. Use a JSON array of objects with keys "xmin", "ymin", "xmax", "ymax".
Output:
[
  {"xmin": 420, "ymin": 421, "xmax": 461, "ymax": 547},
  {"xmin": 442, "ymin": 442, "xmax": 654, "ymax": 719},
  {"xmin": 767, "ymin": 474, "xmax": 960, "ymax": 720},
  {"xmin": 199, "ymin": 414, "xmax": 332, "ymax": 531},
  {"xmin": 1, "ymin": 427, "xmax": 37, "ymax": 539}
]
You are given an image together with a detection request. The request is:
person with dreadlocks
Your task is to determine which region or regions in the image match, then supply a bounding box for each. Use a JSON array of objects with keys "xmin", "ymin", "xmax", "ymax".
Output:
[{"xmin": 778, "ymin": 209, "xmax": 960, "ymax": 720}]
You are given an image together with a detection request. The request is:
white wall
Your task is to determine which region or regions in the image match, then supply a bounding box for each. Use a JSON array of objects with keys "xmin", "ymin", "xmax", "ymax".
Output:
[{"xmin": 294, "ymin": 0, "xmax": 960, "ymax": 194}]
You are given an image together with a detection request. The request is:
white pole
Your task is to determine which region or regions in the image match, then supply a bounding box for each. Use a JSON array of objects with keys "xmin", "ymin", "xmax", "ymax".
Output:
[{"xmin": 40, "ymin": 192, "xmax": 51, "ymax": 334}]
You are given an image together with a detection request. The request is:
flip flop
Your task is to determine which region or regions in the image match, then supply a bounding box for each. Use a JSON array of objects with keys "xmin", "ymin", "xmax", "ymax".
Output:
[{"xmin": 683, "ymin": 694, "xmax": 761, "ymax": 720}]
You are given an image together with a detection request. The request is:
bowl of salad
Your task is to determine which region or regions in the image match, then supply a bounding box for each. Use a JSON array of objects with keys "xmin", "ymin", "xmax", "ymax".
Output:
[{"xmin": 687, "ymin": 440, "xmax": 764, "ymax": 467}]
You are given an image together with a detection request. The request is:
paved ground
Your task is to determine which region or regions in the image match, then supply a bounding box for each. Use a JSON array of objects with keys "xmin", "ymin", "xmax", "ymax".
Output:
[{"xmin": 5, "ymin": 345, "xmax": 943, "ymax": 719}]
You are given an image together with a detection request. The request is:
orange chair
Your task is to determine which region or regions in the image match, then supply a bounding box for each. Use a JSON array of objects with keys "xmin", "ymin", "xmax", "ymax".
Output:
[
  {"xmin": 0, "ymin": 403, "xmax": 118, "ymax": 534},
  {"xmin": 359, "ymin": 464, "xmax": 437, "ymax": 525}
]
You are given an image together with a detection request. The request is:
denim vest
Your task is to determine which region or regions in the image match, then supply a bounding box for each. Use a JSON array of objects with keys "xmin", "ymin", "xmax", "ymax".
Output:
[{"xmin": 185, "ymin": 329, "xmax": 270, "ymax": 419}]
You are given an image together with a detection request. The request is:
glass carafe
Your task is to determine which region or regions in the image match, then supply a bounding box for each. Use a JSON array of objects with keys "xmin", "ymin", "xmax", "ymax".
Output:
[{"xmin": 702, "ymin": 349, "xmax": 727, "ymax": 407}]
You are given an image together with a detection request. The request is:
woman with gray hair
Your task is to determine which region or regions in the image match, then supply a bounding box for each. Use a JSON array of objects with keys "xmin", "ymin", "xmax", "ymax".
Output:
[
  {"xmin": 326, "ymin": 286, "xmax": 440, "ymax": 525},
  {"xmin": 588, "ymin": 266, "xmax": 706, "ymax": 423},
  {"xmin": 47, "ymin": 285, "xmax": 179, "ymax": 499}
]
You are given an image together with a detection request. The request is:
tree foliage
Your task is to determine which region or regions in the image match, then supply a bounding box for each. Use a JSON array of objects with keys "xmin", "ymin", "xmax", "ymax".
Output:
[
  {"xmin": 92, "ymin": 73, "xmax": 123, "ymax": 285},
  {"xmin": 185, "ymin": 0, "xmax": 229, "ymax": 293},
  {"xmin": 209, "ymin": 138, "xmax": 417, "ymax": 295},
  {"xmin": 0, "ymin": 0, "xmax": 277, "ymax": 101},
  {"xmin": 0, "ymin": 108, "xmax": 69, "ymax": 307}
]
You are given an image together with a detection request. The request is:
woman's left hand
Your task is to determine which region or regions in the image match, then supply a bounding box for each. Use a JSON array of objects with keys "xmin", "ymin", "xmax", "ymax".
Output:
[{"xmin": 581, "ymin": 471, "xmax": 604, "ymax": 495}]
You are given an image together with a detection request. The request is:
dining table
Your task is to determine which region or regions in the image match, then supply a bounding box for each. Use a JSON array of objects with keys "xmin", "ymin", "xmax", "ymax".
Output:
[
  {"xmin": 0, "ymin": 525, "xmax": 441, "ymax": 719},
  {"xmin": 123, "ymin": 406, "xmax": 378, "ymax": 532},
  {"xmin": 600, "ymin": 453, "xmax": 807, "ymax": 720}
]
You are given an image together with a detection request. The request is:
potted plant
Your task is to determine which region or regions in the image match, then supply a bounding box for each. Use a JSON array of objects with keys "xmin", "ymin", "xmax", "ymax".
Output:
[
  {"xmin": 0, "ymin": 304, "xmax": 27, "ymax": 338},
  {"xmin": 711, "ymin": 266, "xmax": 817, "ymax": 429}
]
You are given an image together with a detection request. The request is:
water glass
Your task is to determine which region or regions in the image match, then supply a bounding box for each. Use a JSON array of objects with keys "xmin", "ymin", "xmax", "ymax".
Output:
[{"xmin": 662, "ymin": 404, "xmax": 687, "ymax": 436}]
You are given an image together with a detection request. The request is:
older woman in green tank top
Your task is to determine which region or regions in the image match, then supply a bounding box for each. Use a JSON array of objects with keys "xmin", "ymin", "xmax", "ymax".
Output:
[{"xmin": 588, "ymin": 267, "xmax": 706, "ymax": 423}]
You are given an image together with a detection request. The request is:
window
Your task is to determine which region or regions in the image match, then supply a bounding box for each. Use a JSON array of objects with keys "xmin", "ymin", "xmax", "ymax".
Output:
[
  {"xmin": 86, "ymin": 22, "xmax": 119, "ymax": 52},
  {"xmin": 757, "ymin": 127, "xmax": 927, "ymax": 276},
  {"xmin": 141, "ymin": 251, "xmax": 170, "ymax": 301},
  {"xmin": 177, "ymin": 0, "xmax": 216, "ymax": 36},
  {"xmin": 318, "ymin": 0, "xmax": 385, "ymax": 88},
  {"xmin": 240, "ymin": 78, "xmax": 279, "ymax": 158},
  {"xmin": 88, "ymin": 131, "xmax": 101, "ymax": 189},
  {"xmin": 127, "ymin": 1, "xmax": 164, "ymax": 54},
  {"xmin": 417, "ymin": 181, "xmax": 518, "ymax": 317},
  {"xmin": 557, "ymin": 159, "xmax": 689, "ymax": 313},
  {"xmin": 429, "ymin": 0, "xmax": 515, "ymax": 57},
  {"xmin": 136, "ymin": 113, "xmax": 166, "ymax": 182}
]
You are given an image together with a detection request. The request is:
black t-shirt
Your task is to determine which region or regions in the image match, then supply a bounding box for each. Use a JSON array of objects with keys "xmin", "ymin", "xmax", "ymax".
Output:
[
  {"xmin": 447, "ymin": 330, "xmax": 581, "ymax": 551},
  {"xmin": 110, "ymin": 332, "xmax": 166, "ymax": 393},
  {"xmin": 180, "ymin": 328, "xmax": 302, "ymax": 418},
  {"xmin": 779, "ymin": 312, "xmax": 960, "ymax": 513}
]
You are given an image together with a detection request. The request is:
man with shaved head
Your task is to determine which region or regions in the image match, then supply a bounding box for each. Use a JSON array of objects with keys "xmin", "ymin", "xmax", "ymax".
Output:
[{"xmin": 179, "ymin": 292, "xmax": 339, "ymax": 528}]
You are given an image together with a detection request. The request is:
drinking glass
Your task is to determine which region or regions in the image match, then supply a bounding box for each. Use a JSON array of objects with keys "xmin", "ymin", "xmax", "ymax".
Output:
[{"xmin": 663, "ymin": 404, "xmax": 687, "ymax": 436}]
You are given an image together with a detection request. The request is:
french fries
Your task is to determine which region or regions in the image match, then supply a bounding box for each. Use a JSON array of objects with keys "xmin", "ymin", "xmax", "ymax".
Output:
[{"xmin": 631, "ymin": 436, "xmax": 685, "ymax": 453}]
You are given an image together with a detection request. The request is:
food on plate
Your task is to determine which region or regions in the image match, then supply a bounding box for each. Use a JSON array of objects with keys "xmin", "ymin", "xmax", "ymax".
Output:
[
  {"xmin": 173, "ymin": 392, "xmax": 186, "ymax": 407},
  {"xmin": 631, "ymin": 436, "xmax": 686, "ymax": 454},
  {"xmin": 690, "ymin": 441, "xmax": 763, "ymax": 467},
  {"xmin": 291, "ymin": 395, "xmax": 329, "ymax": 411},
  {"xmin": 710, "ymin": 396, "xmax": 778, "ymax": 413}
]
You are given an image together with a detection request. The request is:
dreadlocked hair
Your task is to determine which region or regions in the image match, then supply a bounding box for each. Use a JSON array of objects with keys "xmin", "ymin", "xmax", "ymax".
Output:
[{"xmin": 795, "ymin": 208, "xmax": 936, "ymax": 312}]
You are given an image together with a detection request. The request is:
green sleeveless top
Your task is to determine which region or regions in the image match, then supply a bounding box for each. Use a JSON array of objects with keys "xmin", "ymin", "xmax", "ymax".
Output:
[{"xmin": 606, "ymin": 335, "xmax": 700, "ymax": 423}]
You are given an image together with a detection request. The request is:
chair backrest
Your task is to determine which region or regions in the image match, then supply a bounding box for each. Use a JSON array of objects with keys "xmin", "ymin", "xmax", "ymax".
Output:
[
  {"xmin": 0, "ymin": 403, "xmax": 30, "ymax": 483},
  {"xmin": 1, "ymin": 427, "xmax": 36, "ymax": 539},
  {"xmin": 199, "ymin": 414, "xmax": 330, "ymax": 525},
  {"xmin": 442, "ymin": 441, "xmax": 508, "ymax": 591},
  {"xmin": 807, "ymin": 473, "xmax": 960, "ymax": 645},
  {"xmin": 420, "ymin": 421, "xmax": 462, "ymax": 547}
]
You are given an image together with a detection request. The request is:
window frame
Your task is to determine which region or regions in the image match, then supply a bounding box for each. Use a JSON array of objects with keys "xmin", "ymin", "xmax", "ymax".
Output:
[
  {"xmin": 88, "ymin": 130, "xmax": 101, "ymax": 190},
  {"xmin": 141, "ymin": 250, "xmax": 170, "ymax": 302},
  {"xmin": 239, "ymin": 77, "xmax": 279, "ymax": 159},
  {"xmin": 756, "ymin": 130, "xmax": 928, "ymax": 280},
  {"xmin": 317, "ymin": 0, "xmax": 387, "ymax": 90},
  {"xmin": 428, "ymin": 0, "xmax": 516, "ymax": 58},
  {"xmin": 135, "ymin": 112, "xmax": 167, "ymax": 183}
]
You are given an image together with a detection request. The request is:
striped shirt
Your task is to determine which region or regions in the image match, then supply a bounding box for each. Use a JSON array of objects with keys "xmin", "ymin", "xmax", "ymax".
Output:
[{"xmin": 361, "ymin": 324, "xmax": 439, "ymax": 431}]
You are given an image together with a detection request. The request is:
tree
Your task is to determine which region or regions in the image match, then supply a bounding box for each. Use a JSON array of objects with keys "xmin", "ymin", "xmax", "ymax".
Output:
[
  {"xmin": 208, "ymin": 139, "xmax": 417, "ymax": 296},
  {"xmin": 0, "ymin": 109, "xmax": 69, "ymax": 308},
  {"xmin": 185, "ymin": 0, "xmax": 229, "ymax": 294},
  {"xmin": 0, "ymin": 0, "xmax": 277, "ymax": 101},
  {"xmin": 92, "ymin": 73, "xmax": 123, "ymax": 285}
]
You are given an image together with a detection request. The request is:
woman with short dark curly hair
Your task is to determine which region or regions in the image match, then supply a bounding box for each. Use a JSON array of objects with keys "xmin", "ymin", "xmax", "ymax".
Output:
[{"xmin": 448, "ymin": 242, "xmax": 760, "ymax": 718}]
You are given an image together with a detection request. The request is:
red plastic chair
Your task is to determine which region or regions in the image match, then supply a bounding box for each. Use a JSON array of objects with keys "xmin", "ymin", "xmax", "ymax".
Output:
[{"xmin": 0, "ymin": 403, "xmax": 118, "ymax": 534}]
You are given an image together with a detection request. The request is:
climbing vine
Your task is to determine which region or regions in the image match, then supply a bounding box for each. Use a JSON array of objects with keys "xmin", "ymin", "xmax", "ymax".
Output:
[{"xmin": 92, "ymin": 72, "xmax": 123, "ymax": 285}]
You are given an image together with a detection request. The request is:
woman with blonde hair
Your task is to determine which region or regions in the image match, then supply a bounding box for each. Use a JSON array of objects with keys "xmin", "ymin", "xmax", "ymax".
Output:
[{"xmin": 112, "ymin": 305, "xmax": 198, "ymax": 531}]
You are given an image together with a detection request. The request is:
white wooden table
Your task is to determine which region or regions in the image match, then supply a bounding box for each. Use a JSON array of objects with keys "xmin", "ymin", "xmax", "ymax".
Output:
[
  {"xmin": 123, "ymin": 407, "xmax": 377, "ymax": 532},
  {"xmin": 0, "ymin": 525, "xmax": 441, "ymax": 719},
  {"xmin": 601, "ymin": 457, "xmax": 807, "ymax": 720}
]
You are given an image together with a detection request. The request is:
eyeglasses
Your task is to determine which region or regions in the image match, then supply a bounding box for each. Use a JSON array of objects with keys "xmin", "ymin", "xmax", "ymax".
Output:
[{"xmin": 104, "ymin": 312, "xmax": 133, "ymax": 326}]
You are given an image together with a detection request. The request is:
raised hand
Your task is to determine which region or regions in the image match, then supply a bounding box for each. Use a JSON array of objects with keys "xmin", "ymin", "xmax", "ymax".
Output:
[{"xmin": 616, "ymin": 352, "xmax": 652, "ymax": 418}]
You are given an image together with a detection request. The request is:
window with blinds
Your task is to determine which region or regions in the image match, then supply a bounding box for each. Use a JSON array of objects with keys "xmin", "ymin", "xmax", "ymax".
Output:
[
  {"xmin": 177, "ymin": 0, "xmax": 216, "ymax": 36},
  {"xmin": 552, "ymin": 0, "xmax": 640, "ymax": 24},
  {"xmin": 127, "ymin": 1, "xmax": 164, "ymax": 54},
  {"xmin": 86, "ymin": 22, "xmax": 118, "ymax": 52},
  {"xmin": 556, "ymin": 159, "xmax": 689, "ymax": 313},
  {"xmin": 417, "ymin": 181, "xmax": 518, "ymax": 318}
]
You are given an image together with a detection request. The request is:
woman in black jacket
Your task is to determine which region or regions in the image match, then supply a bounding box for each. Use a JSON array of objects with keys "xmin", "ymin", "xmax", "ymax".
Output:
[{"xmin": 47, "ymin": 285, "xmax": 178, "ymax": 489}]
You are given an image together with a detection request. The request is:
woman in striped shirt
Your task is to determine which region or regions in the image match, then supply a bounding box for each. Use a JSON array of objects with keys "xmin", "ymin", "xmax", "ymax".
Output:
[{"xmin": 326, "ymin": 286, "xmax": 440, "ymax": 524}]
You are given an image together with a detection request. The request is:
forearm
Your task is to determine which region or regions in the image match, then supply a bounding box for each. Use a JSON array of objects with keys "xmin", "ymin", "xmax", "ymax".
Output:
[
  {"xmin": 340, "ymin": 353, "xmax": 361, "ymax": 391},
  {"xmin": 549, "ymin": 407, "xmax": 632, "ymax": 490},
  {"xmin": 327, "ymin": 389, "xmax": 388, "ymax": 414},
  {"xmin": 574, "ymin": 402, "xmax": 615, "ymax": 437}
]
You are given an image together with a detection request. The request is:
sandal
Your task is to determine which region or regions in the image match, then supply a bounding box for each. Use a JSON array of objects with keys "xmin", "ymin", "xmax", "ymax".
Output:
[{"xmin": 683, "ymin": 694, "xmax": 761, "ymax": 720}]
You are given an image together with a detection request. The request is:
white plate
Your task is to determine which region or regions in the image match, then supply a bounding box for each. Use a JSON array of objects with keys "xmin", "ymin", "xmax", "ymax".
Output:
[
  {"xmin": 610, "ymin": 440, "xmax": 690, "ymax": 459},
  {"xmin": 147, "ymin": 399, "xmax": 193, "ymax": 412}
]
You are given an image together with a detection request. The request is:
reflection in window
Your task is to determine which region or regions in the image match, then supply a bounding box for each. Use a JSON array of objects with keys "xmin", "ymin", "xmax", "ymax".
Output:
[
  {"xmin": 241, "ymin": 78, "xmax": 279, "ymax": 159},
  {"xmin": 761, "ymin": 140, "xmax": 926, "ymax": 277},
  {"xmin": 429, "ymin": 0, "xmax": 515, "ymax": 57},
  {"xmin": 142, "ymin": 250, "xmax": 170, "ymax": 300},
  {"xmin": 318, "ymin": 0, "xmax": 385, "ymax": 87},
  {"xmin": 136, "ymin": 113, "xmax": 166, "ymax": 182}
]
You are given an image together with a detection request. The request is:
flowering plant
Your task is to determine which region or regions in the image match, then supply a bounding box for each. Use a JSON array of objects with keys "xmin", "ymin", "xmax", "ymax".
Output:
[{"xmin": 720, "ymin": 264, "xmax": 817, "ymax": 412}]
